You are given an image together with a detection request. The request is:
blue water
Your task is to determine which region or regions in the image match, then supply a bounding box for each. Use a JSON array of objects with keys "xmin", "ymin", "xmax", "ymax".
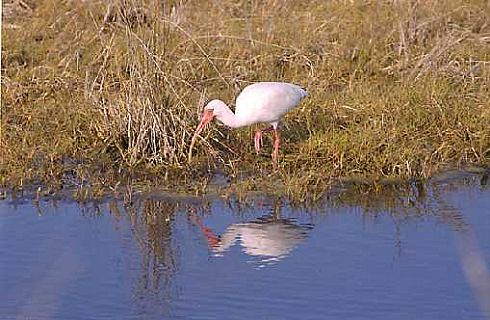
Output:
[{"xmin": 1, "ymin": 174, "xmax": 489, "ymax": 319}]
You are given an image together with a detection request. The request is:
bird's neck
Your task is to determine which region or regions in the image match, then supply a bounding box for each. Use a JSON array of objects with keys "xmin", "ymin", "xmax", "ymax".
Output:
[{"xmin": 216, "ymin": 104, "xmax": 246, "ymax": 128}]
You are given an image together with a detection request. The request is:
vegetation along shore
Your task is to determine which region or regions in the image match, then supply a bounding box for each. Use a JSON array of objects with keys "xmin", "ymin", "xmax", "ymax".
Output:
[{"xmin": 2, "ymin": 0, "xmax": 489, "ymax": 201}]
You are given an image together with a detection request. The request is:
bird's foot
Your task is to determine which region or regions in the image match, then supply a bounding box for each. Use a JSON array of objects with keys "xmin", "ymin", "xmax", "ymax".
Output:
[{"xmin": 254, "ymin": 130, "xmax": 263, "ymax": 155}]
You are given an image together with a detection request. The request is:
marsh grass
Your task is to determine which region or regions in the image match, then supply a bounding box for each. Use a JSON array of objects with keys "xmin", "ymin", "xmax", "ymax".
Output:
[{"xmin": 1, "ymin": 0, "xmax": 489, "ymax": 200}]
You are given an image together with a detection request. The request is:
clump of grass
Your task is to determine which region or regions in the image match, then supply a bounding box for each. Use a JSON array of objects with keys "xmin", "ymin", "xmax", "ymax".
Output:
[{"xmin": 1, "ymin": 0, "xmax": 489, "ymax": 200}]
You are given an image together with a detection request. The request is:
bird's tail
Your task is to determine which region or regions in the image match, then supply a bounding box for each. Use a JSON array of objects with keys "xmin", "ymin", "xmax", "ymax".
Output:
[{"xmin": 300, "ymin": 86, "xmax": 308, "ymax": 99}]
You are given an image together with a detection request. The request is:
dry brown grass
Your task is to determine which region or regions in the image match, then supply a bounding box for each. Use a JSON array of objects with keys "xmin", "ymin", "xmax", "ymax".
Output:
[{"xmin": 1, "ymin": 0, "xmax": 489, "ymax": 200}]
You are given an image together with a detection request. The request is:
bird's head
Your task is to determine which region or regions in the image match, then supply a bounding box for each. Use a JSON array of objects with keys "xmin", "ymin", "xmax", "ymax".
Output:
[
  {"xmin": 188, "ymin": 99, "xmax": 227, "ymax": 163},
  {"xmin": 195, "ymin": 100, "xmax": 228, "ymax": 133},
  {"xmin": 203, "ymin": 99, "xmax": 229, "ymax": 120}
]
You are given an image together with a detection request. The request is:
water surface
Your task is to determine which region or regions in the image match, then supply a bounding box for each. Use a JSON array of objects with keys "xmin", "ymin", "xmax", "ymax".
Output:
[{"xmin": 1, "ymin": 173, "xmax": 489, "ymax": 319}]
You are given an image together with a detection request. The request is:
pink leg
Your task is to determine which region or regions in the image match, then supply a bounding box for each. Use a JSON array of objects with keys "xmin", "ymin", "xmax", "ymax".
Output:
[
  {"xmin": 272, "ymin": 128, "xmax": 281, "ymax": 170},
  {"xmin": 254, "ymin": 126, "xmax": 274, "ymax": 155},
  {"xmin": 254, "ymin": 130, "xmax": 263, "ymax": 155}
]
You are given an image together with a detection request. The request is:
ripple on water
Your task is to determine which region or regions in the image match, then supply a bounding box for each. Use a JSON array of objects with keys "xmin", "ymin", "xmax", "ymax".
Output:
[{"xmin": 1, "ymin": 175, "xmax": 489, "ymax": 319}]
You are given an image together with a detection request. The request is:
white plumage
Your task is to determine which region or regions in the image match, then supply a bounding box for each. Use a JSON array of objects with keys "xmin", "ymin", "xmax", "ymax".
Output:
[{"xmin": 234, "ymin": 82, "xmax": 307, "ymax": 128}]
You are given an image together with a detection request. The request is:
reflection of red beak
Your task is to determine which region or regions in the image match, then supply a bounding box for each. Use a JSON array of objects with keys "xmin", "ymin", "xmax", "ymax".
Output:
[{"xmin": 188, "ymin": 109, "xmax": 214, "ymax": 162}]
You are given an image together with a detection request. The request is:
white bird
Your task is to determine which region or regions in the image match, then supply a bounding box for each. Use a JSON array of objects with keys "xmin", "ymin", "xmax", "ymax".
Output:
[
  {"xmin": 188, "ymin": 82, "xmax": 308, "ymax": 168},
  {"xmin": 211, "ymin": 218, "xmax": 312, "ymax": 265},
  {"xmin": 189, "ymin": 210, "xmax": 313, "ymax": 267}
]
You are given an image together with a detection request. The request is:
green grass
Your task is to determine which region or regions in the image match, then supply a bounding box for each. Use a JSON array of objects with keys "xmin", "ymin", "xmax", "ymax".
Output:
[{"xmin": 1, "ymin": 0, "xmax": 489, "ymax": 201}]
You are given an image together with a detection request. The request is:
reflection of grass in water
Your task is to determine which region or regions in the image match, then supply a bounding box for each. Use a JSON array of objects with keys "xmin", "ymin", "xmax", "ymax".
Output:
[
  {"xmin": 1, "ymin": 0, "xmax": 489, "ymax": 200},
  {"xmin": 121, "ymin": 198, "xmax": 180, "ymax": 298},
  {"xmin": 322, "ymin": 174, "xmax": 488, "ymax": 231},
  {"xmin": 27, "ymin": 172, "xmax": 482, "ymax": 307},
  {"xmin": 112, "ymin": 175, "xmax": 484, "ymax": 287}
]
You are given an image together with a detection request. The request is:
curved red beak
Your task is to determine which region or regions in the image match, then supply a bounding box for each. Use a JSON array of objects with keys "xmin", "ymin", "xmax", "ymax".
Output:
[
  {"xmin": 194, "ymin": 109, "xmax": 214, "ymax": 138},
  {"xmin": 188, "ymin": 109, "xmax": 214, "ymax": 162}
]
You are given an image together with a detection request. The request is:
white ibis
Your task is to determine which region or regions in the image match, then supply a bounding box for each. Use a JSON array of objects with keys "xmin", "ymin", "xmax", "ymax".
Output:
[
  {"xmin": 188, "ymin": 82, "xmax": 308, "ymax": 168},
  {"xmin": 211, "ymin": 217, "xmax": 312, "ymax": 265},
  {"xmin": 189, "ymin": 210, "xmax": 313, "ymax": 267}
]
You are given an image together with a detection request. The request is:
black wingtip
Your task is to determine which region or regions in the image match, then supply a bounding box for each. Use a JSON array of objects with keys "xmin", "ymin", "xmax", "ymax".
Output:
[{"xmin": 301, "ymin": 86, "xmax": 308, "ymax": 97}]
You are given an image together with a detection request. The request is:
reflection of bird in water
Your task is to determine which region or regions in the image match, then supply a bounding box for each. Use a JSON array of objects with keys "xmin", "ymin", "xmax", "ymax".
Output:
[
  {"xmin": 190, "ymin": 202, "xmax": 313, "ymax": 267},
  {"xmin": 212, "ymin": 215, "xmax": 313, "ymax": 265}
]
